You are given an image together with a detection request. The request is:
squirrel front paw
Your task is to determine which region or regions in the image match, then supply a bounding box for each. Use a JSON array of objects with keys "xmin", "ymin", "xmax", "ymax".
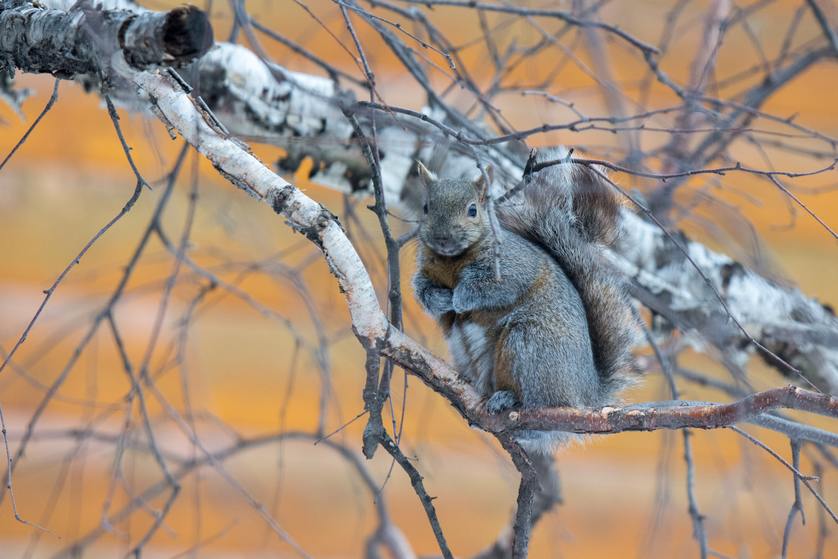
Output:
[
  {"xmin": 451, "ymin": 284, "xmax": 480, "ymax": 314},
  {"xmin": 451, "ymin": 289, "xmax": 469, "ymax": 314},
  {"xmin": 421, "ymin": 287, "xmax": 454, "ymax": 314},
  {"xmin": 486, "ymin": 390, "xmax": 518, "ymax": 414}
]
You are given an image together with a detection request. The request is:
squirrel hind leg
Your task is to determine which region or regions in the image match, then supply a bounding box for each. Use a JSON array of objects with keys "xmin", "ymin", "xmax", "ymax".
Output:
[{"xmin": 486, "ymin": 390, "xmax": 518, "ymax": 414}]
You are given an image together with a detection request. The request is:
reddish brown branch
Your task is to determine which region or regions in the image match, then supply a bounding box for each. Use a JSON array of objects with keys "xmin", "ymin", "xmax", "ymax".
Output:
[{"xmin": 486, "ymin": 386, "xmax": 837, "ymax": 435}]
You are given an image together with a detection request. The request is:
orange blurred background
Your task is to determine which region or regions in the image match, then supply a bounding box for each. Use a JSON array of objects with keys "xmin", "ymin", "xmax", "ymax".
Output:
[{"xmin": 0, "ymin": 1, "xmax": 836, "ymax": 557}]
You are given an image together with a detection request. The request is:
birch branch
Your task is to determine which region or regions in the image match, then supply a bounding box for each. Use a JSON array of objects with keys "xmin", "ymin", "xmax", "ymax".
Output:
[{"xmin": 0, "ymin": 0, "xmax": 211, "ymax": 76}]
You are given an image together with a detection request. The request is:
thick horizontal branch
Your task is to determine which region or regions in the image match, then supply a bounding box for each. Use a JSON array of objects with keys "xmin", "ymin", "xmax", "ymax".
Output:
[
  {"xmin": 614, "ymin": 210, "xmax": 838, "ymax": 394},
  {"xmin": 487, "ymin": 385, "xmax": 837, "ymax": 435}
]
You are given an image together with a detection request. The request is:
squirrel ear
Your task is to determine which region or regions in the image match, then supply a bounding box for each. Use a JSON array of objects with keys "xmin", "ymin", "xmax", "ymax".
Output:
[
  {"xmin": 416, "ymin": 161, "xmax": 435, "ymax": 187},
  {"xmin": 473, "ymin": 165, "xmax": 493, "ymax": 200}
]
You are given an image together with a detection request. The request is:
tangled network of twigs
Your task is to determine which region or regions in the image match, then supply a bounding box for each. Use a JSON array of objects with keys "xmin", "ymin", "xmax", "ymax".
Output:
[{"xmin": 0, "ymin": 0, "xmax": 837, "ymax": 557}]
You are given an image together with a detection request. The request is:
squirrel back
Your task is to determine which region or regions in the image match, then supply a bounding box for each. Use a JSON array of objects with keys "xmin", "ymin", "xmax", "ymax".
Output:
[{"xmin": 496, "ymin": 148, "xmax": 637, "ymax": 396}]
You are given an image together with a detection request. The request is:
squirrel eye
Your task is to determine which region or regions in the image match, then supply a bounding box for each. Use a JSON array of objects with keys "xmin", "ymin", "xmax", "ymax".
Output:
[
  {"xmin": 467, "ymin": 203, "xmax": 478, "ymax": 217},
  {"xmin": 423, "ymin": 203, "xmax": 428, "ymax": 214}
]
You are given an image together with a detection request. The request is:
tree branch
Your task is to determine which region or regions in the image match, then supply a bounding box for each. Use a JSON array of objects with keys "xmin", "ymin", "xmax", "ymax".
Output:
[
  {"xmin": 488, "ymin": 385, "xmax": 837, "ymax": 435},
  {"xmin": 0, "ymin": 0, "xmax": 211, "ymax": 77}
]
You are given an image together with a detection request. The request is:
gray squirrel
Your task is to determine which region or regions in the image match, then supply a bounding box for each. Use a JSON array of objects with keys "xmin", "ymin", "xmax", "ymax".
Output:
[{"xmin": 412, "ymin": 148, "xmax": 638, "ymax": 454}]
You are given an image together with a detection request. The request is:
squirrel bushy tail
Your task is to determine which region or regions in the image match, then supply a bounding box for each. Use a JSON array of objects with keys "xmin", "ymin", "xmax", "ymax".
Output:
[{"xmin": 497, "ymin": 148, "xmax": 637, "ymax": 399}]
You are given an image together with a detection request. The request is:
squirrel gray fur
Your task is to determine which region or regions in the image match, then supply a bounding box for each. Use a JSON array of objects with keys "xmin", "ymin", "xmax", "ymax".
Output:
[{"xmin": 412, "ymin": 147, "xmax": 638, "ymax": 454}]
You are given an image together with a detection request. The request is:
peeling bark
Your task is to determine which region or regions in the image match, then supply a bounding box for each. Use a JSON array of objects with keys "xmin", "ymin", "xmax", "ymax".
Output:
[
  {"xmin": 615, "ymin": 211, "xmax": 838, "ymax": 393},
  {"xmin": 0, "ymin": 0, "xmax": 211, "ymax": 81}
]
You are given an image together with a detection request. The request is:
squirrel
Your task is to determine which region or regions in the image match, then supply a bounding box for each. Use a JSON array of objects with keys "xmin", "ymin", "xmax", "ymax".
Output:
[{"xmin": 412, "ymin": 147, "xmax": 638, "ymax": 454}]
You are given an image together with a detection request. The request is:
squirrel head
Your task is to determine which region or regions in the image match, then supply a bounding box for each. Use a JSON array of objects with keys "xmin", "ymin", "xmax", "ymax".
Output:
[{"xmin": 416, "ymin": 161, "xmax": 493, "ymax": 257}]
